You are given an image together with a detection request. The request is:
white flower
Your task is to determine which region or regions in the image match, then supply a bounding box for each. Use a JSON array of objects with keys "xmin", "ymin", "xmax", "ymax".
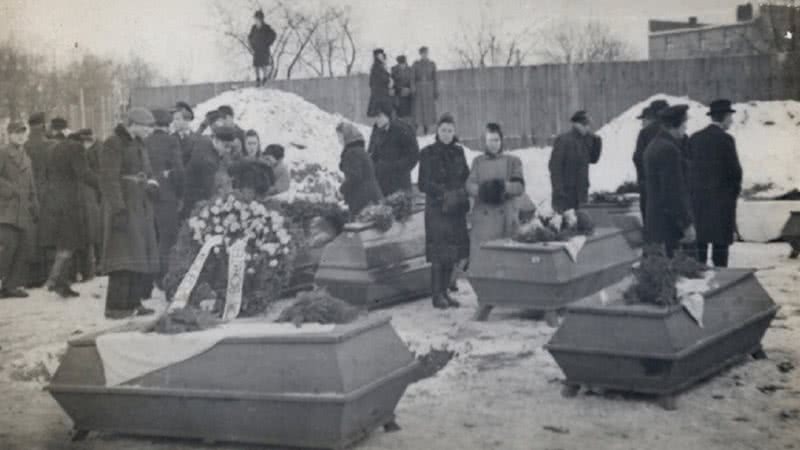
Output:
[
  {"xmin": 269, "ymin": 259, "xmax": 278, "ymax": 268},
  {"xmin": 241, "ymin": 210, "xmax": 251, "ymax": 221},
  {"xmin": 282, "ymin": 248, "xmax": 290, "ymax": 255},
  {"xmin": 215, "ymin": 198, "xmax": 223, "ymax": 206},
  {"xmin": 279, "ymin": 234, "xmax": 290, "ymax": 245},
  {"xmin": 264, "ymin": 243, "xmax": 278, "ymax": 255},
  {"xmin": 199, "ymin": 209, "xmax": 210, "ymax": 219},
  {"xmin": 213, "ymin": 246, "xmax": 221, "ymax": 254},
  {"xmin": 214, "ymin": 225, "xmax": 223, "ymax": 234},
  {"xmin": 234, "ymin": 201, "xmax": 243, "ymax": 210},
  {"xmin": 246, "ymin": 267, "xmax": 256, "ymax": 275},
  {"xmin": 227, "ymin": 194, "xmax": 235, "ymax": 203},
  {"xmin": 213, "ymin": 217, "xmax": 221, "ymax": 225},
  {"xmin": 229, "ymin": 222, "xmax": 241, "ymax": 232},
  {"xmin": 210, "ymin": 206, "xmax": 220, "ymax": 215}
]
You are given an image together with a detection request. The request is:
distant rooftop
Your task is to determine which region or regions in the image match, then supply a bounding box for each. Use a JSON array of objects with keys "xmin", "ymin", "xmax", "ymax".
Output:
[{"xmin": 649, "ymin": 17, "xmax": 706, "ymax": 33}]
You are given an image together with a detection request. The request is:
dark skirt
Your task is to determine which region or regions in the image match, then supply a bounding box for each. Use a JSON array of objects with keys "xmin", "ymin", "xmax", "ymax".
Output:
[{"xmin": 424, "ymin": 203, "xmax": 469, "ymax": 264}]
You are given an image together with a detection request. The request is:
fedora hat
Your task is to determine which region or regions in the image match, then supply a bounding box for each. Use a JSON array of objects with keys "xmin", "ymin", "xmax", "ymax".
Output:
[{"xmin": 707, "ymin": 99, "xmax": 736, "ymax": 116}]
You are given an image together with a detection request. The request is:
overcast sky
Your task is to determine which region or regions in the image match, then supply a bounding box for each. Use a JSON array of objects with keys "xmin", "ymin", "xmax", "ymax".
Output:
[{"xmin": 2, "ymin": 0, "xmax": 743, "ymax": 84}]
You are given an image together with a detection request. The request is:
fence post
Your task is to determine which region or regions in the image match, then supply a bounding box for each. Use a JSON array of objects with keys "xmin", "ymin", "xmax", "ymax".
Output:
[{"xmin": 79, "ymin": 87, "xmax": 86, "ymax": 128}]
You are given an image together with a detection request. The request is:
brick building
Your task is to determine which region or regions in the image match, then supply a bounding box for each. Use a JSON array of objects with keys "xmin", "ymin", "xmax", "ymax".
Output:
[{"xmin": 649, "ymin": 3, "xmax": 796, "ymax": 59}]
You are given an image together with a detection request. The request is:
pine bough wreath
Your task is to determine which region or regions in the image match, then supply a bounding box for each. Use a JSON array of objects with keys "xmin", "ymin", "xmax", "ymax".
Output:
[{"xmin": 355, "ymin": 191, "xmax": 416, "ymax": 231}]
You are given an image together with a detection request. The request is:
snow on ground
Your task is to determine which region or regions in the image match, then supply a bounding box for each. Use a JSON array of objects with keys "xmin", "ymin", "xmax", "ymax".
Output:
[{"xmin": 1, "ymin": 242, "xmax": 798, "ymax": 449}]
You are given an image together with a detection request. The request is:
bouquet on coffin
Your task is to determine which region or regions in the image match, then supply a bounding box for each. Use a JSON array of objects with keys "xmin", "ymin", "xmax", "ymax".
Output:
[
  {"xmin": 513, "ymin": 209, "xmax": 595, "ymax": 244},
  {"xmin": 355, "ymin": 191, "xmax": 415, "ymax": 232},
  {"xmin": 589, "ymin": 182, "xmax": 640, "ymax": 207}
]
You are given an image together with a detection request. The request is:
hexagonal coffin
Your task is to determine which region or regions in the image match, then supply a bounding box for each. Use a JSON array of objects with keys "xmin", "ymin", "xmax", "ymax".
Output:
[
  {"xmin": 582, "ymin": 202, "xmax": 643, "ymax": 248},
  {"xmin": 468, "ymin": 227, "xmax": 639, "ymax": 314},
  {"xmin": 545, "ymin": 269, "xmax": 778, "ymax": 397},
  {"xmin": 314, "ymin": 206, "xmax": 430, "ymax": 309},
  {"xmin": 46, "ymin": 316, "xmax": 418, "ymax": 449}
]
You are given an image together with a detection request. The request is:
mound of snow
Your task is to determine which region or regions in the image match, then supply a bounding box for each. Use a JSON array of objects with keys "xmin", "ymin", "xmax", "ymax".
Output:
[
  {"xmin": 591, "ymin": 94, "xmax": 800, "ymax": 196},
  {"xmin": 191, "ymin": 88, "xmax": 373, "ymax": 168}
]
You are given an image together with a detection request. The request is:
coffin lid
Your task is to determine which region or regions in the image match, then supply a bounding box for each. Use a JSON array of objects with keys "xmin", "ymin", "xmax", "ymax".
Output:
[
  {"xmin": 479, "ymin": 227, "xmax": 621, "ymax": 253},
  {"xmin": 565, "ymin": 268, "xmax": 756, "ymax": 317},
  {"xmin": 67, "ymin": 314, "xmax": 393, "ymax": 348},
  {"xmin": 343, "ymin": 200, "xmax": 426, "ymax": 232}
]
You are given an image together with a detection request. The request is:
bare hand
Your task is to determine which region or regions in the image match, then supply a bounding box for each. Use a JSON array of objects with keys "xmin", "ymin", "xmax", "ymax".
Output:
[{"xmin": 680, "ymin": 225, "xmax": 696, "ymax": 243}]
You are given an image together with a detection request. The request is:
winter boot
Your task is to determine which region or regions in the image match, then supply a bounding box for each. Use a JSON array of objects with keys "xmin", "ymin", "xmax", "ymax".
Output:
[
  {"xmin": 430, "ymin": 264, "xmax": 448, "ymax": 309},
  {"xmin": 441, "ymin": 264, "xmax": 460, "ymax": 308}
]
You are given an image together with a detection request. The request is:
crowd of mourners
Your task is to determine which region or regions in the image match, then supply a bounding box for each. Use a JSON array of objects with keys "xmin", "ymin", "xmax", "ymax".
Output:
[{"xmin": 0, "ymin": 7, "xmax": 743, "ymax": 317}]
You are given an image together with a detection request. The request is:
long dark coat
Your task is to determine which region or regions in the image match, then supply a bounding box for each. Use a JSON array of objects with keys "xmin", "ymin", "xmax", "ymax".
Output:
[
  {"xmin": 145, "ymin": 130, "xmax": 184, "ymax": 273},
  {"xmin": 633, "ymin": 121, "xmax": 662, "ymax": 221},
  {"xmin": 418, "ymin": 138, "xmax": 470, "ymax": 264},
  {"xmin": 99, "ymin": 125, "xmax": 159, "ymax": 274},
  {"xmin": 549, "ymin": 128, "xmax": 602, "ymax": 212},
  {"xmin": 643, "ymin": 130, "xmax": 693, "ymax": 245},
  {"xmin": 367, "ymin": 62, "xmax": 392, "ymax": 117},
  {"xmin": 40, "ymin": 136, "xmax": 99, "ymax": 251},
  {"xmin": 367, "ymin": 119, "xmax": 420, "ymax": 196},
  {"xmin": 82, "ymin": 141, "xmax": 103, "ymax": 247},
  {"xmin": 174, "ymin": 131, "xmax": 201, "ymax": 167},
  {"xmin": 339, "ymin": 140, "xmax": 383, "ymax": 216},
  {"xmin": 23, "ymin": 129, "xmax": 52, "ymax": 253},
  {"xmin": 687, "ymin": 125, "xmax": 742, "ymax": 245},
  {"xmin": 0, "ymin": 143, "xmax": 38, "ymax": 232},
  {"xmin": 248, "ymin": 23, "xmax": 276, "ymax": 67},
  {"xmin": 391, "ymin": 64, "xmax": 413, "ymax": 118},
  {"xmin": 182, "ymin": 136, "xmax": 221, "ymax": 218},
  {"xmin": 411, "ymin": 59, "xmax": 438, "ymax": 129}
]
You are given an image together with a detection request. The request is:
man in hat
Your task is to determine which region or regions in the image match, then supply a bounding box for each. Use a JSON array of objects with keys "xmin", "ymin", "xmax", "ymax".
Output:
[
  {"xmin": 42, "ymin": 129, "xmax": 99, "ymax": 297},
  {"xmin": 411, "ymin": 46, "xmax": 439, "ymax": 134},
  {"xmin": 643, "ymin": 105, "xmax": 696, "ymax": 256},
  {"xmin": 197, "ymin": 109, "xmax": 223, "ymax": 136},
  {"xmin": 248, "ymin": 9, "xmax": 277, "ymax": 86},
  {"xmin": 391, "ymin": 55, "xmax": 413, "ymax": 121},
  {"xmin": 183, "ymin": 125, "xmax": 236, "ymax": 217},
  {"xmin": 0, "ymin": 122, "xmax": 38, "ymax": 298},
  {"xmin": 172, "ymin": 101, "xmax": 199, "ymax": 166},
  {"xmin": 549, "ymin": 110, "xmax": 603, "ymax": 212},
  {"xmin": 76, "ymin": 129, "xmax": 103, "ymax": 280},
  {"xmin": 24, "ymin": 112, "xmax": 53, "ymax": 287},
  {"xmin": 367, "ymin": 98, "xmax": 420, "ymax": 196},
  {"xmin": 49, "ymin": 117, "xmax": 68, "ymax": 141},
  {"xmin": 146, "ymin": 109, "xmax": 185, "ymax": 287},
  {"xmin": 217, "ymin": 105, "xmax": 246, "ymax": 152},
  {"xmin": 687, "ymin": 99, "xmax": 742, "ymax": 267},
  {"xmin": 99, "ymin": 107, "xmax": 160, "ymax": 318},
  {"xmin": 633, "ymin": 99, "xmax": 669, "ymax": 224}
]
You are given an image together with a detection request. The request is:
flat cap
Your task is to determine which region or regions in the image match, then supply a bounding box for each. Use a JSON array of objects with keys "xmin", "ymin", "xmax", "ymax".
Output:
[
  {"xmin": 212, "ymin": 125, "xmax": 237, "ymax": 142},
  {"xmin": 28, "ymin": 112, "xmax": 46, "ymax": 126},
  {"xmin": 174, "ymin": 101, "xmax": 194, "ymax": 120},
  {"xmin": 127, "ymin": 107, "xmax": 155, "ymax": 126},
  {"xmin": 217, "ymin": 105, "xmax": 234, "ymax": 117},
  {"xmin": 7, "ymin": 121, "xmax": 27, "ymax": 134},
  {"xmin": 570, "ymin": 110, "xmax": 590, "ymax": 124},
  {"xmin": 658, "ymin": 104, "xmax": 689, "ymax": 127},
  {"xmin": 151, "ymin": 108, "xmax": 173, "ymax": 127}
]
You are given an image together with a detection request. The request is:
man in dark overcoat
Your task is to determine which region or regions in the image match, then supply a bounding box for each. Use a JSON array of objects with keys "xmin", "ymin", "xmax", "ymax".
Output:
[
  {"xmin": 99, "ymin": 108, "xmax": 160, "ymax": 318},
  {"xmin": 145, "ymin": 109, "xmax": 185, "ymax": 287},
  {"xmin": 182, "ymin": 127, "xmax": 235, "ymax": 218},
  {"xmin": 23, "ymin": 112, "xmax": 52, "ymax": 287},
  {"xmin": 172, "ymin": 101, "xmax": 198, "ymax": 166},
  {"xmin": 548, "ymin": 110, "xmax": 603, "ymax": 212},
  {"xmin": 42, "ymin": 131, "xmax": 99, "ymax": 297},
  {"xmin": 367, "ymin": 99, "xmax": 420, "ymax": 196},
  {"xmin": 633, "ymin": 99, "xmax": 669, "ymax": 224},
  {"xmin": 687, "ymin": 99, "xmax": 742, "ymax": 267},
  {"xmin": 411, "ymin": 46, "xmax": 439, "ymax": 134},
  {"xmin": 77, "ymin": 129, "xmax": 103, "ymax": 280},
  {"xmin": 248, "ymin": 9, "xmax": 277, "ymax": 86},
  {"xmin": 643, "ymin": 105, "xmax": 696, "ymax": 256},
  {"xmin": 0, "ymin": 122, "xmax": 38, "ymax": 298},
  {"xmin": 391, "ymin": 55, "xmax": 414, "ymax": 121}
]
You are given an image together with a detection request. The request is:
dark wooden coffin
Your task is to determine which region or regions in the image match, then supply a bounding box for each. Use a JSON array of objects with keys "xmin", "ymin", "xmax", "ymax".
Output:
[
  {"xmin": 582, "ymin": 202, "xmax": 643, "ymax": 248},
  {"xmin": 468, "ymin": 227, "xmax": 639, "ymax": 318},
  {"xmin": 545, "ymin": 269, "xmax": 778, "ymax": 408},
  {"xmin": 780, "ymin": 211, "xmax": 800, "ymax": 257},
  {"xmin": 314, "ymin": 201, "xmax": 430, "ymax": 309},
  {"xmin": 285, "ymin": 245, "xmax": 325, "ymax": 295},
  {"xmin": 47, "ymin": 316, "xmax": 418, "ymax": 449}
]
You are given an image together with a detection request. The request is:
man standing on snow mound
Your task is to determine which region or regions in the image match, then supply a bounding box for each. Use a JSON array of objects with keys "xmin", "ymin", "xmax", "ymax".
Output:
[
  {"xmin": 643, "ymin": 105, "xmax": 696, "ymax": 257},
  {"xmin": 367, "ymin": 99, "xmax": 420, "ymax": 196},
  {"xmin": 687, "ymin": 99, "xmax": 742, "ymax": 268},
  {"xmin": 99, "ymin": 108, "xmax": 160, "ymax": 319},
  {"xmin": 248, "ymin": 9, "xmax": 276, "ymax": 87},
  {"xmin": 633, "ymin": 99, "xmax": 669, "ymax": 225},
  {"xmin": 548, "ymin": 110, "xmax": 603, "ymax": 213}
]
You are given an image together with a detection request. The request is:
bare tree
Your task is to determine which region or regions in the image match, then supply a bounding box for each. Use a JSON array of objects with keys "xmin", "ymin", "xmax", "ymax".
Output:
[
  {"xmin": 536, "ymin": 20, "xmax": 635, "ymax": 64},
  {"xmin": 450, "ymin": 16, "xmax": 532, "ymax": 68}
]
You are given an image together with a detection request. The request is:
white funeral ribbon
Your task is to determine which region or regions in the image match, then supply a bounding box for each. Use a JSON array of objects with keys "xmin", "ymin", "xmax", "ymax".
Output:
[
  {"xmin": 222, "ymin": 240, "xmax": 247, "ymax": 321},
  {"xmin": 557, "ymin": 235, "xmax": 587, "ymax": 262},
  {"xmin": 169, "ymin": 235, "xmax": 224, "ymax": 312},
  {"xmin": 677, "ymin": 271, "xmax": 715, "ymax": 327}
]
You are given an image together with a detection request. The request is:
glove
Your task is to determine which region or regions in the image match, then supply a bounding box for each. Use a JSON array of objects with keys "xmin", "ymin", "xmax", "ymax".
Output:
[
  {"xmin": 112, "ymin": 210, "xmax": 127, "ymax": 231},
  {"xmin": 680, "ymin": 224, "xmax": 696, "ymax": 243},
  {"xmin": 478, "ymin": 179, "xmax": 506, "ymax": 205}
]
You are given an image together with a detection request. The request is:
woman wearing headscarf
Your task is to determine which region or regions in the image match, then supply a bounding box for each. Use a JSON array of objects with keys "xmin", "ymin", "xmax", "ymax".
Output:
[
  {"xmin": 418, "ymin": 113, "xmax": 470, "ymax": 309},
  {"xmin": 466, "ymin": 122, "xmax": 525, "ymax": 271},
  {"xmin": 367, "ymin": 49, "xmax": 393, "ymax": 118},
  {"xmin": 336, "ymin": 121, "xmax": 383, "ymax": 217}
]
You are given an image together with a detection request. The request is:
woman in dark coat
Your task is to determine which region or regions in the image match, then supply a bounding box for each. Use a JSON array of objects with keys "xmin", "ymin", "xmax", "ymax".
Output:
[
  {"xmin": 336, "ymin": 121, "xmax": 382, "ymax": 217},
  {"xmin": 42, "ymin": 132, "xmax": 99, "ymax": 297},
  {"xmin": 248, "ymin": 9, "xmax": 277, "ymax": 86},
  {"xmin": 418, "ymin": 113, "xmax": 470, "ymax": 309},
  {"xmin": 367, "ymin": 49, "xmax": 392, "ymax": 118}
]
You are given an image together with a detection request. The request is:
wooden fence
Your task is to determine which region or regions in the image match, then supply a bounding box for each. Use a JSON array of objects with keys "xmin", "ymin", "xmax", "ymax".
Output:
[{"xmin": 131, "ymin": 53, "xmax": 797, "ymax": 148}]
